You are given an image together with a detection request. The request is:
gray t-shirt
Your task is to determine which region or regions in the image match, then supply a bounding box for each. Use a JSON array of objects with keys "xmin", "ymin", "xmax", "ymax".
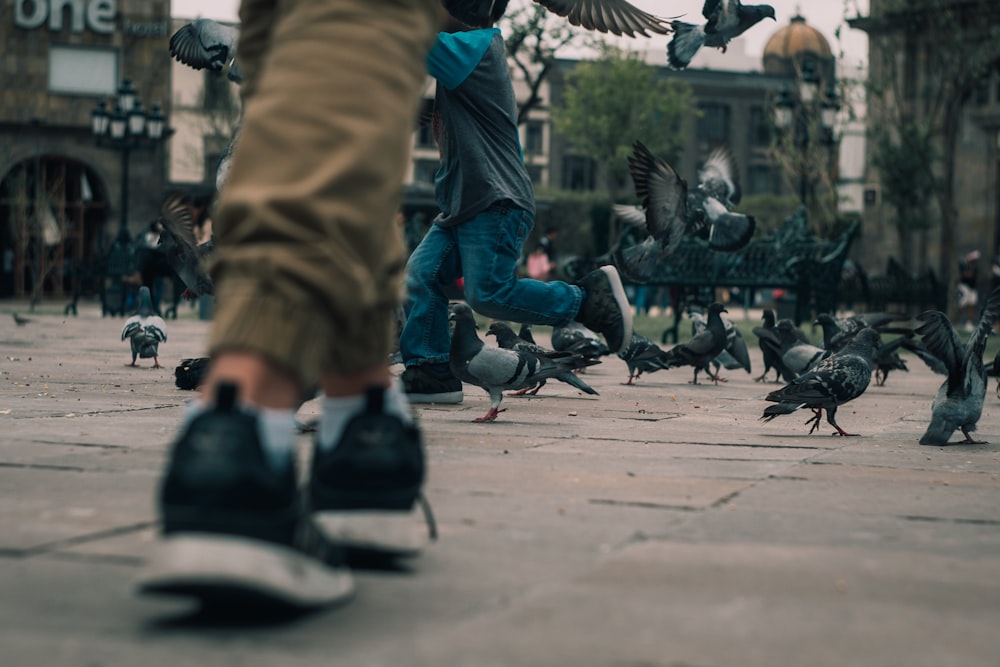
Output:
[{"xmin": 427, "ymin": 28, "xmax": 535, "ymax": 227}]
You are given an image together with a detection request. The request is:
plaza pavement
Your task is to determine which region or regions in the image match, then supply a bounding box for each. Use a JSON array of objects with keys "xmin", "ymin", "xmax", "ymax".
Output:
[{"xmin": 2, "ymin": 300, "xmax": 1000, "ymax": 667}]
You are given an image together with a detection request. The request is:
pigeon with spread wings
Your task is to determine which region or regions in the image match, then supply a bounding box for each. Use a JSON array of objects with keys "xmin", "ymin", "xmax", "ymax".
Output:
[
  {"xmin": 667, "ymin": 0, "xmax": 776, "ymax": 70},
  {"xmin": 445, "ymin": 0, "xmax": 672, "ymax": 36}
]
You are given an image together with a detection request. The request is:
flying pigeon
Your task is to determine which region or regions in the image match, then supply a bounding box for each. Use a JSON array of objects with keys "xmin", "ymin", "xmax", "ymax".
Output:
[
  {"xmin": 486, "ymin": 321, "xmax": 599, "ymax": 396},
  {"xmin": 775, "ymin": 319, "xmax": 829, "ymax": 378},
  {"xmin": 760, "ymin": 327, "xmax": 879, "ymax": 436},
  {"xmin": 449, "ymin": 304, "xmax": 600, "ymax": 422},
  {"xmin": 690, "ymin": 303, "xmax": 751, "ymax": 375},
  {"xmin": 617, "ymin": 332, "xmax": 673, "ymax": 384},
  {"xmin": 658, "ymin": 302, "xmax": 730, "ymax": 384},
  {"xmin": 169, "ymin": 18, "xmax": 242, "ymax": 83},
  {"xmin": 155, "ymin": 193, "xmax": 214, "ymax": 298},
  {"xmin": 915, "ymin": 286, "xmax": 1000, "ymax": 446},
  {"xmin": 613, "ymin": 142, "xmax": 755, "ymax": 281},
  {"xmin": 752, "ymin": 308, "xmax": 794, "ymax": 383},
  {"xmin": 667, "ymin": 1, "xmax": 776, "ymax": 70},
  {"xmin": 445, "ymin": 0, "xmax": 671, "ymax": 37},
  {"xmin": 121, "ymin": 286, "xmax": 168, "ymax": 368}
]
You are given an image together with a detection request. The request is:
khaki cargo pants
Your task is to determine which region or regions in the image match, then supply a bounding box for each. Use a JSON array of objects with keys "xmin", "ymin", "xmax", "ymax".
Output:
[{"xmin": 209, "ymin": 0, "xmax": 438, "ymax": 386}]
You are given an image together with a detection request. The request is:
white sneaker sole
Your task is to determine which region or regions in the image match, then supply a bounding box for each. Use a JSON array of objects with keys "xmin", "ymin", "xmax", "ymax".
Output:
[
  {"xmin": 137, "ymin": 534, "xmax": 354, "ymax": 608},
  {"xmin": 313, "ymin": 506, "xmax": 429, "ymax": 557},
  {"xmin": 599, "ymin": 265, "xmax": 634, "ymax": 354}
]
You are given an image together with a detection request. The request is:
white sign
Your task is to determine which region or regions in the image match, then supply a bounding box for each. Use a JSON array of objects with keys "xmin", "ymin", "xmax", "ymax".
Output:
[{"xmin": 14, "ymin": 0, "xmax": 116, "ymax": 35}]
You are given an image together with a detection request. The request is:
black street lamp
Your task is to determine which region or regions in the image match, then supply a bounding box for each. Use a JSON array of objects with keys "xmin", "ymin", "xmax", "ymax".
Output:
[
  {"xmin": 91, "ymin": 77, "xmax": 168, "ymax": 237},
  {"xmin": 772, "ymin": 64, "xmax": 839, "ymax": 206}
]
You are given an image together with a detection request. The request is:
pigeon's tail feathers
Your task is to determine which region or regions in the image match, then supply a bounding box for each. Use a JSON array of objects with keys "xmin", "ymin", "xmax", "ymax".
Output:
[
  {"xmin": 918, "ymin": 415, "xmax": 957, "ymax": 446},
  {"xmin": 555, "ymin": 371, "xmax": 599, "ymax": 395},
  {"xmin": 708, "ymin": 212, "xmax": 755, "ymax": 252},
  {"xmin": 667, "ymin": 21, "xmax": 705, "ymax": 70},
  {"xmin": 760, "ymin": 401, "xmax": 806, "ymax": 423}
]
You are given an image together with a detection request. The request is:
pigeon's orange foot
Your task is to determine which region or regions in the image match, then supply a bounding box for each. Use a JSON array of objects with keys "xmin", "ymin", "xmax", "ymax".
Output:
[{"xmin": 473, "ymin": 407, "xmax": 506, "ymax": 423}]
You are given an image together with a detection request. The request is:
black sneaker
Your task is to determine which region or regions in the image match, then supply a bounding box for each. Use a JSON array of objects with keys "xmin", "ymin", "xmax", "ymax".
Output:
[
  {"xmin": 309, "ymin": 387, "xmax": 432, "ymax": 559},
  {"xmin": 576, "ymin": 265, "xmax": 633, "ymax": 354},
  {"xmin": 401, "ymin": 364, "xmax": 463, "ymax": 404},
  {"xmin": 137, "ymin": 383, "xmax": 354, "ymax": 610}
]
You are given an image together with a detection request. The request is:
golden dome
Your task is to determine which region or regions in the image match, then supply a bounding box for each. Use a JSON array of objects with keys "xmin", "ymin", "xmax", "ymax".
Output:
[{"xmin": 763, "ymin": 14, "xmax": 832, "ymax": 60}]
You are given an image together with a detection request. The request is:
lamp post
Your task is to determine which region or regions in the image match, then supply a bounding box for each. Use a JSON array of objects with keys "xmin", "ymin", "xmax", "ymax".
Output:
[
  {"xmin": 91, "ymin": 77, "xmax": 167, "ymax": 237},
  {"xmin": 772, "ymin": 64, "xmax": 839, "ymax": 208}
]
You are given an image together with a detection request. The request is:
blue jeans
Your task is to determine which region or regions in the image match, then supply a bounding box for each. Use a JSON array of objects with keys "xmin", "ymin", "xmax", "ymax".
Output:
[{"xmin": 400, "ymin": 204, "xmax": 583, "ymax": 367}]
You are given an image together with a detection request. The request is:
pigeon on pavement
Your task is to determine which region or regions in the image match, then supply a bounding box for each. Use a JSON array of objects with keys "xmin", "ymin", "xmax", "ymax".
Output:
[
  {"xmin": 690, "ymin": 304, "xmax": 751, "ymax": 375},
  {"xmin": 12, "ymin": 313, "xmax": 32, "ymax": 326},
  {"xmin": 550, "ymin": 321, "xmax": 610, "ymax": 359},
  {"xmin": 814, "ymin": 311, "xmax": 905, "ymax": 352},
  {"xmin": 776, "ymin": 319, "xmax": 829, "ymax": 378},
  {"xmin": 760, "ymin": 327, "xmax": 879, "ymax": 436},
  {"xmin": 617, "ymin": 332, "xmax": 673, "ymax": 385},
  {"xmin": 667, "ymin": 0, "xmax": 776, "ymax": 69},
  {"xmin": 121, "ymin": 286, "xmax": 168, "ymax": 369},
  {"xmin": 752, "ymin": 308, "xmax": 794, "ymax": 383},
  {"xmin": 915, "ymin": 286, "xmax": 1000, "ymax": 446},
  {"xmin": 486, "ymin": 321, "xmax": 599, "ymax": 396},
  {"xmin": 658, "ymin": 302, "xmax": 730, "ymax": 384},
  {"xmin": 449, "ymin": 304, "xmax": 600, "ymax": 422}
]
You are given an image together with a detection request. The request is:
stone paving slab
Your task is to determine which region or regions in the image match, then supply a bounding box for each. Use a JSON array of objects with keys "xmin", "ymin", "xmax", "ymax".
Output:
[{"xmin": 2, "ymin": 302, "xmax": 1000, "ymax": 666}]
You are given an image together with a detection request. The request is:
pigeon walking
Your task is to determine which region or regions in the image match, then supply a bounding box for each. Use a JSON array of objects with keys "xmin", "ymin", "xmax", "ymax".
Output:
[
  {"xmin": 658, "ymin": 302, "xmax": 729, "ymax": 384},
  {"xmin": 617, "ymin": 332, "xmax": 673, "ymax": 385},
  {"xmin": 690, "ymin": 304, "xmax": 751, "ymax": 375},
  {"xmin": 449, "ymin": 304, "xmax": 600, "ymax": 422},
  {"xmin": 486, "ymin": 321, "xmax": 599, "ymax": 396},
  {"xmin": 752, "ymin": 308, "xmax": 794, "ymax": 383},
  {"xmin": 760, "ymin": 328, "xmax": 879, "ymax": 436},
  {"xmin": 667, "ymin": 0, "xmax": 776, "ymax": 70},
  {"xmin": 121, "ymin": 286, "xmax": 168, "ymax": 369},
  {"xmin": 776, "ymin": 319, "xmax": 829, "ymax": 378},
  {"xmin": 915, "ymin": 286, "xmax": 1000, "ymax": 446},
  {"xmin": 550, "ymin": 321, "xmax": 609, "ymax": 359}
]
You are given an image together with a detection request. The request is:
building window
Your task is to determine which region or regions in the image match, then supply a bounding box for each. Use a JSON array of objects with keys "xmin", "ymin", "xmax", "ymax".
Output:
[
  {"xmin": 697, "ymin": 103, "xmax": 730, "ymax": 145},
  {"xmin": 413, "ymin": 159, "xmax": 438, "ymax": 186},
  {"xmin": 48, "ymin": 46, "xmax": 118, "ymax": 95},
  {"xmin": 562, "ymin": 155, "xmax": 595, "ymax": 191},
  {"xmin": 749, "ymin": 106, "xmax": 771, "ymax": 147},
  {"xmin": 524, "ymin": 121, "xmax": 544, "ymax": 156}
]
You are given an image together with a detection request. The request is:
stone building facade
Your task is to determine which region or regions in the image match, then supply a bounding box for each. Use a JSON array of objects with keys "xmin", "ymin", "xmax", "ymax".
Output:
[{"xmin": 0, "ymin": 0, "xmax": 172, "ymax": 298}]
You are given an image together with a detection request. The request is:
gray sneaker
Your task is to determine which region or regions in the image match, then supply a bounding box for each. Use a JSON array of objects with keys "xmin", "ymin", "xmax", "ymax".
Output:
[{"xmin": 576, "ymin": 266, "xmax": 633, "ymax": 354}]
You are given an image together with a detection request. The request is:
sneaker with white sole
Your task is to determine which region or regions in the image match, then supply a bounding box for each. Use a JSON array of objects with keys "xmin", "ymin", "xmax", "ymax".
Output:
[
  {"xmin": 309, "ymin": 387, "xmax": 433, "ymax": 560},
  {"xmin": 576, "ymin": 265, "xmax": 633, "ymax": 354},
  {"xmin": 137, "ymin": 383, "xmax": 354, "ymax": 610}
]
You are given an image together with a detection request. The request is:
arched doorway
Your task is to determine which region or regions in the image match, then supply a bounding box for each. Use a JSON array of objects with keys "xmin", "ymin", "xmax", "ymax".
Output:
[{"xmin": 0, "ymin": 156, "xmax": 107, "ymax": 300}]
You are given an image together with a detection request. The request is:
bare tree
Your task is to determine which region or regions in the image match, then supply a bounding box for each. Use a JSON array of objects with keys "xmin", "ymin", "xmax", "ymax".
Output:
[{"xmin": 855, "ymin": 0, "xmax": 1000, "ymax": 314}]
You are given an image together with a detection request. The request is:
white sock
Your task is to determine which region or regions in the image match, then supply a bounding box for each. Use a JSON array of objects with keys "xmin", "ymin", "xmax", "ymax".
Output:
[
  {"xmin": 317, "ymin": 380, "xmax": 413, "ymax": 452},
  {"xmin": 182, "ymin": 396, "xmax": 296, "ymax": 473}
]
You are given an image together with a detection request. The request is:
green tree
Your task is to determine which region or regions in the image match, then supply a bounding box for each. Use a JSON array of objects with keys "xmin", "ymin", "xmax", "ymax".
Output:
[{"xmin": 551, "ymin": 45, "xmax": 694, "ymax": 199}]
